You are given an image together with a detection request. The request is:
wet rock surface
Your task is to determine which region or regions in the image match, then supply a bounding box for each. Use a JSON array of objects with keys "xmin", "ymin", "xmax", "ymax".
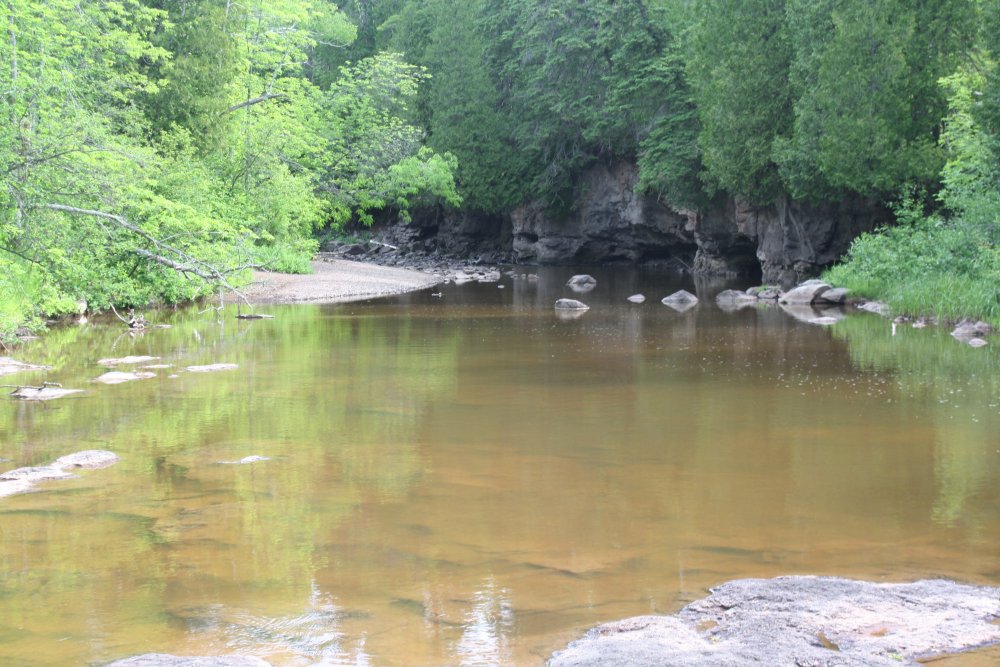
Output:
[
  {"xmin": 94, "ymin": 371, "xmax": 157, "ymax": 385},
  {"xmin": 9, "ymin": 386, "xmax": 84, "ymax": 401},
  {"xmin": 97, "ymin": 355, "xmax": 160, "ymax": 367},
  {"xmin": 549, "ymin": 576, "xmax": 1000, "ymax": 667},
  {"xmin": 185, "ymin": 364, "xmax": 239, "ymax": 373},
  {"xmin": 0, "ymin": 450, "xmax": 119, "ymax": 498},
  {"xmin": 105, "ymin": 656, "xmax": 271, "ymax": 667},
  {"xmin": 0, "ymin": 357, "xmax": 51, "ymax": 377}
]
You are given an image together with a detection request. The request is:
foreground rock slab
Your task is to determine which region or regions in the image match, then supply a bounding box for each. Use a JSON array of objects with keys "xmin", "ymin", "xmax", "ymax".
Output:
[
  {"xmin": 106, "ymin": 655, "xmax": 271, "ymax": 667},
  {"xmin": 549, "ymin": 576, "xmax": 1000, "ymax": 667}
]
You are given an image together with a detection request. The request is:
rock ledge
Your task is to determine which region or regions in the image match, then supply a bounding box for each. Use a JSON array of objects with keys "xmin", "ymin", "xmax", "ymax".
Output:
[{"xmin": 549, "ymin": 576, "xmax": 1000, "ymax": 666}]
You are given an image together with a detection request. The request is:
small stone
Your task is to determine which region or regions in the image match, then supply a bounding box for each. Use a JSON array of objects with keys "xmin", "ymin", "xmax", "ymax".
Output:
[
  {"xmin": 185, "ymin": 364, "xmax": 239, "ymax": 373},
  {"xmin": 968, "ymin": 338, "xmax": 988, "ymax": 348},
  {"xmin": 661, "ymin": 290, "xmax": 698, "ymax": 305},
  {"xmin": 554, "ymin": 299, "xmax": 590, "ymax": 311},
  {"xmin": 627, "ymin": 294, "xmax": 646, "ymax": 303},
  {"xmin": 809, "ymin": 317, "xmax": 840, "ymax": 326}
]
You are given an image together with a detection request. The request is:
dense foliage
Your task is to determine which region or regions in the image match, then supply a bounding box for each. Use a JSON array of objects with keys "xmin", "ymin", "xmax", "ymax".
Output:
[
  {"xmin": 2, "ymin": 0, "xmax": 999, "ymax": 338},
  {"xmin": 0, "ymin": 0, "xmax": 459, "ymax": 340}
]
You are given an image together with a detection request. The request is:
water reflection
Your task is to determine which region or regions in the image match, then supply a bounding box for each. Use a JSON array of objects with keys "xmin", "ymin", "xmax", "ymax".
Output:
[{"xmin": 0, "ymin": 267, "xmax": 998, "ymax": 665}]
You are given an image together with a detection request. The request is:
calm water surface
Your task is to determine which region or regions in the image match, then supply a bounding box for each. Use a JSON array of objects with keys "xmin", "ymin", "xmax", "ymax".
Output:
[{"xmin": 1, "ymin": 267, "xmax": 999, "ymax": 666}]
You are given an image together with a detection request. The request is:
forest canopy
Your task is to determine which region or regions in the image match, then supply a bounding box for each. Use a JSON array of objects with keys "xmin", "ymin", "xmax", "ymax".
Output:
[{"xmin": 2, "ymin": 0, "xmax": 999, "ymax": 336}]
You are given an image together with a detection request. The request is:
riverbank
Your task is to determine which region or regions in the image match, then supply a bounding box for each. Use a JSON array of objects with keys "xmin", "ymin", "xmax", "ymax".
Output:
[{"xmin": 238, "ymin": 257, "xmax": 443, "ymax": 305}]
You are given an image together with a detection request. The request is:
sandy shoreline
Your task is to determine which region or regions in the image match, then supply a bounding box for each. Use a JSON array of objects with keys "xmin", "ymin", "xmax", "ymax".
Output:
[{"xmin": 239, "ymin": 258, "xmax": 443, "ymax": 305}]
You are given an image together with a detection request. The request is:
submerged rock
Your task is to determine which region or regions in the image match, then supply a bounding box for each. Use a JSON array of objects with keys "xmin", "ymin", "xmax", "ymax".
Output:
[
  {"xmin": 554, "ymin": 299, "xmax": 590, "ymax": 311},
  {"xmin": 94, "ymin": 371, "xmax": 156, "ymax": 385},
  {"xmin": 185, "ymin": 364, "xmax": 239, "ymax": 373},
  {"xmin": 0, "ymin": 357, "xmax": 52, "ymax": 377},
  {"xmin": 968, "ymin": 337, "xmax": 988, "ymax": 348},
  {"xmin": 97, "ymin": 355, "xmax": 160, "ymax": 367},
  {"xmin": 549, "ymin": 576, "xmax": 1000, "ymax": 667},
  {"xmin": 0, "ymin": 450, "xmax": 119, "ymax": 499},
  {"xmin": 0, "ymin": 466, "xmax": 75, "ymax": 482},
  {"xmin": 0, "ymin": 478, "xmax": 34, "ymax": 498},
  {"xmin": 105, "ymin": 655, "xmax": 271, "ymax": 666},
  {"xmin": 219, "ymin": 456, "xmax": 271, "ymax": 465},
  {"xmin": 627, "ymin": 294, "xmax": 646, "ymax": 304},
  {"xmin": 52, "ymin": 450, "xmax": 120, "ymax": 470}
]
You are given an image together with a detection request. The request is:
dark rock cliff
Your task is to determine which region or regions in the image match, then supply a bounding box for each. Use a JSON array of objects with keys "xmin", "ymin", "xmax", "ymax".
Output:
[{"xmin": 376, "ymin": 160, "xmax": 889, "ymax": 284}]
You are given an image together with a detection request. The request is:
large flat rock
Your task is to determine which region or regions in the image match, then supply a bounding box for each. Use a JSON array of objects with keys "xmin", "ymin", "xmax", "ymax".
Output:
[{"xmin": 549, "ymin": 576, "xmax": 1000, "ymax": 666}]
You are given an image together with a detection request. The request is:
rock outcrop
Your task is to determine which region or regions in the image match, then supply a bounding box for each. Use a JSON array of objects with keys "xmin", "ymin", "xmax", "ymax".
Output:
[
  {"xmin": 549, "ymin": 576, "xmax": 1000, "ymax": 667},
  {"xmin": 331, "ymin": 160, "xmax": 889, "ymax": 284}
]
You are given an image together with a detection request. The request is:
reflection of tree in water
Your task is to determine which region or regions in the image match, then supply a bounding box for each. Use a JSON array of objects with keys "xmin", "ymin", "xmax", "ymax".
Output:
[
  {"xmin": 832, "ymin": 315, "xmax": 1000, "ymax": 529},
  {"xmin": 453, "ymin": 578, "xmax": 514, "ymax": 667}
]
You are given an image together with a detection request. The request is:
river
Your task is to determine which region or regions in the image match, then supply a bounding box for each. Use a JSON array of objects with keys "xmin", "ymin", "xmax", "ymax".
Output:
[{"xmin": 1, "ymin": 267, "xmax": 998, "ymax": 665}]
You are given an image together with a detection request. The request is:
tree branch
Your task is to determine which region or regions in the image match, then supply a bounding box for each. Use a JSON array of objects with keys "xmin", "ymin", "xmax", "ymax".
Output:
[{"xmin": 225, "ymin": 93, "xmax": 287, "ymax": 113}]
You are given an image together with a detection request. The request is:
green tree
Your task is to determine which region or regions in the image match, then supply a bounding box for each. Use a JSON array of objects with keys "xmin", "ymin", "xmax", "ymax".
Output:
[{"xmin": 688, "ymin": 0, "xmax": 792, "ymax": 204}]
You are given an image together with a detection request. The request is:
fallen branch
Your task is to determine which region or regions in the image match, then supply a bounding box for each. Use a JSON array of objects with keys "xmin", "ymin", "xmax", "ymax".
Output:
[{"xmin": 39, "ymin": 203, "xmax": 256, "ymax": 310}]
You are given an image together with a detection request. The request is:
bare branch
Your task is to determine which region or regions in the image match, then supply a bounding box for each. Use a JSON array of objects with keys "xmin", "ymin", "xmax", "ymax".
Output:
[{"xmin": 225, "ymin": 93, "xmax": 287, "ymax": 113}]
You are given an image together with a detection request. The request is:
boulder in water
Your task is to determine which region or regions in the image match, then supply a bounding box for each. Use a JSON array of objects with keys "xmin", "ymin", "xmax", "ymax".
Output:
[{"xmin": 554, "ymin": 299, "xmax": 590, "ymax": 311}]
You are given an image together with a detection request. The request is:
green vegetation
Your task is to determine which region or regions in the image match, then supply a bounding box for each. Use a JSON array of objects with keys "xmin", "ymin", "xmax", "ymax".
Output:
[
  {"xmin": 0, "ymin": 0, "xmax": 459, "ymax": 342},
  {"xmin": 3, "ymin": 0, "xmax": 1000, "ymax": 338}
]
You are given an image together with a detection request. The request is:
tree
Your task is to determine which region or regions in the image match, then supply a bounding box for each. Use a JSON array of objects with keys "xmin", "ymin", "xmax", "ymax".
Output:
[{"xmin": 688, "ymin": 0, "xmax": 792, "ymax": 204}]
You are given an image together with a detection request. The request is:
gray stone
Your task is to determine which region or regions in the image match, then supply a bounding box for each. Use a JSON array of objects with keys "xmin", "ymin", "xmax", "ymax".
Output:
[
  {"xmin": 661, "ymin": 290, "xmax": 698, "ymax": 305},
  {"xmin": 809, "ymin": 316, "xmax": 840, "ymax": 326},
  {"xmin": 662, "ymin": 291, "xmax": 699, "ymax": 312},
  {"xmin": 968, "ymin": 337, "xmax": 988, "ymax": 348},
  {"xmin": 0, "ymin": 357, "xmax": 51, "ymax": 377},
  {"xmin": 52, "ymin": 450, "xmax": 120, "ymax": 470},
  {"xmin": 715, "ymin": 289, "xmax": 758, "ymax": 307},
  {"xmin": 566, "ymin": 274, "xmax": 598, "ymax": 292},
  {"xmin": 952, "ymin": 320, "xmax": 993, "ymax": 339},
  {"xmin": 9, "ymin": 386, "xmax": 84, "ymax": 401},
  {"xmin": 780, "ymin": 281, "xmax": 832, "ymax": 305},
  {"xmin": 817, "ymin": 287, "xmax": 850, "ymax": 304},
  {"xmin": 0, "ymin": 466, "xmax": 75, "ymax": 482},
  {"xmin": 219, "ymin": 456, "xmax": 271, "ymax": 465},
  {"xmin": 549, "ymin": 576, "xmax": 1000, "ymax": 667},
  {"xmin": 97, "ymin": 355, "xmax": 160, "ymax": 367},
  {"xmin": 105, "ymin": 655, "xmax": 271, "ymax": 667},
  {"xmin": 185, "ymin": 364, "xmax": 239, "ymax": 373},
  {"xmin": 858, "ymin": 301, "xmax": 891, "ymax": 316},
  {"xmin": 94, "ymin": 371, "xmax": 156, "ymax": 385},
  {"xmin": 627, "ymin": 294, "xmax": 646, "ymax": 303},
  {"xmin": 554, "ymin": 299, "xmax": 590, "ymax": 311}
]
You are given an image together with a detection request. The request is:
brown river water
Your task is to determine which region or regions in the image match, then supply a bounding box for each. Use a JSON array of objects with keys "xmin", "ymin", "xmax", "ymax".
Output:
[{"xmin": 1, "ymin": 267, "xmax": 999, "ymax": 666}]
